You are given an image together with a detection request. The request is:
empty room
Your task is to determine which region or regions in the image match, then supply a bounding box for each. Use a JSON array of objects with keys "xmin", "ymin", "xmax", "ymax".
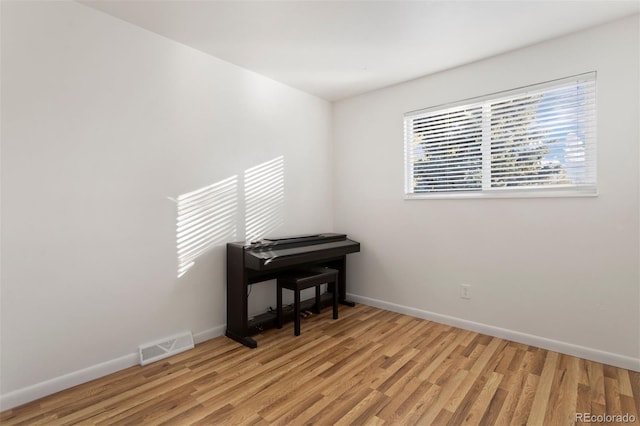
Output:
[{"xmin": 1, "ymin": 0, "xmax": 639, "ymax": 424}]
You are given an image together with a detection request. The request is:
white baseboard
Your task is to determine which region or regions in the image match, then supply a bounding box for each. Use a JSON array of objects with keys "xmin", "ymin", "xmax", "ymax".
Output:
[
  {"xmin": 348, "ymin": 293, "xmax": 640, "ymax": 372},
  {"xmin": 0, "ymin": 324, "xmax": 227, "ymax": 411},
  {"xmin": 3, "ymin": 300, "xmax": 638, "ymax": 412},
  {"xmin": 0, "ymin": 353, "xmax": 139, "ymax": 412},
  {"xmin": 193, "ymin": 324, "xmax": 226, "ymax": 344}
]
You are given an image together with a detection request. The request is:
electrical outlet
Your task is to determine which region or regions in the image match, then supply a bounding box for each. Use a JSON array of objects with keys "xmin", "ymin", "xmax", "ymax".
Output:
[{"xmin": 460, "ymin": 284, "xmax": 471, "ymax": 299}]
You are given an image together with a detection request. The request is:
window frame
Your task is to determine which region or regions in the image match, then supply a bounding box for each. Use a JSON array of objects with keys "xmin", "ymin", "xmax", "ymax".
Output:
[{"xmin": 404, "ymin": 72, "xmax": 597, "ymax": 200}]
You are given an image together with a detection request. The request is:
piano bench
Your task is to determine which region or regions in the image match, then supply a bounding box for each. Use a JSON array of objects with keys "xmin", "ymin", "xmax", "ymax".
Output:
[{"xmin": 276, "ymin": 267, "xmax": 339, "ymax": 336}]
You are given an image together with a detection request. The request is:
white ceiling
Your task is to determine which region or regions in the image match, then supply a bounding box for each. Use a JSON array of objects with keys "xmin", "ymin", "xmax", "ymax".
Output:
[{"xmin": 82, "ymin": 0, "xmax": 640, "ymax": 101}]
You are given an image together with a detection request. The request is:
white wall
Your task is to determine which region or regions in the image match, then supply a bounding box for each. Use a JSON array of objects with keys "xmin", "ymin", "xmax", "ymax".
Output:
[
  {"xmin": 0, "ymin": 1, "xmax": 333, "ymax": 407},
  {"xmin": 333, "ymin": 15, "xmax": 640, "ymax": 369}
]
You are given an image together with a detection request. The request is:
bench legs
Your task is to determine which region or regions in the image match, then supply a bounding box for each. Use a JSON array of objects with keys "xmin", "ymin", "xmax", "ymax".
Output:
[
  {"xmin": 276, "ymin": 282, "xmax": 283, "ymax": 329},
  {"xmin": 294, "ymin": 289, "xmax": 301, "ymax": 335},
  {"xmin": 332, "ymin": 280, "xmax": 338, "ymax": 319},
  {"xmin": 276, "ymin": 275, "xmax": 339, "ymax": 337}
]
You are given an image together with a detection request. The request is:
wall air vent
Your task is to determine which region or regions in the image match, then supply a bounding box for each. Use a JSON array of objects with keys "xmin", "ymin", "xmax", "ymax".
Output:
[{"xmin": 138, "ymin": 331, "xmax": 194, "ymax": 366}]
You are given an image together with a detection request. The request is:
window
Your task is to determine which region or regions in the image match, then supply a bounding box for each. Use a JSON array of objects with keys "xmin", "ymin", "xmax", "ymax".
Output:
[{"xmin": 404, "ymin": 73, "xmax": 596, "ymax": 198}]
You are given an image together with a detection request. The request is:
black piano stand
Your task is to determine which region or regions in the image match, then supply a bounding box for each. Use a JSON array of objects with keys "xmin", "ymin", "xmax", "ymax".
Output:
[
  {"xmin": 225, "ymin": 331, "xmax": 258, "ymax": 349},
  {"xmin": 226, "ymin": 236, "xmax": 359, "ymax": 349}
]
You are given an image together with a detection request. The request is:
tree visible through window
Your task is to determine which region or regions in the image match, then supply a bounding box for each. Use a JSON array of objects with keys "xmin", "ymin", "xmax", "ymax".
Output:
[{"xmin": 405, "ymin": 73, "xmax": 596, "ymax": 197}]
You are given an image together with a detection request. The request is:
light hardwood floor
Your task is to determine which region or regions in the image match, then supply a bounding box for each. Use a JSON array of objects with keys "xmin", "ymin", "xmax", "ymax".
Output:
[{"xmin": 2, "ymin": 304, "xmax": 639, "ymax": 425}]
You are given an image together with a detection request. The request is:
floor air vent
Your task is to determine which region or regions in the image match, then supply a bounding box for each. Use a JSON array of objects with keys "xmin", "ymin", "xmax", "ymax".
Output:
[{"xmin": 138, "ymin": 331, "xmax": 194, "ymax": 366}]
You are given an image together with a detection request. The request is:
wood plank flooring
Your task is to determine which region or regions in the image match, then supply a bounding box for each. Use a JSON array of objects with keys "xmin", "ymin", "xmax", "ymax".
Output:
[{"xmin": 2, "ymin": 304, "xmax": 639, "ymax": 425}]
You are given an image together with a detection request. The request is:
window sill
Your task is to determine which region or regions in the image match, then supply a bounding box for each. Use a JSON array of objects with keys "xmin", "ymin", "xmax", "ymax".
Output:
[{"xmin": 404, "ymin": 188, "xmax": 598, "ymax": 200}]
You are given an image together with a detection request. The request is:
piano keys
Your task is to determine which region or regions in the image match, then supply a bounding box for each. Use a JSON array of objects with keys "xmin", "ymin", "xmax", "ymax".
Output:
[{"xmin": 226, "ymin": 233, "xmax": 360, "ymax": 348}]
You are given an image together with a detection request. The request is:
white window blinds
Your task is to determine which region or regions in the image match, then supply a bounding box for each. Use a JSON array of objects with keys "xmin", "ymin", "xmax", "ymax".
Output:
[{"xmin": 405, "ymin": 73, "xmax": 597, "ymax": 197}]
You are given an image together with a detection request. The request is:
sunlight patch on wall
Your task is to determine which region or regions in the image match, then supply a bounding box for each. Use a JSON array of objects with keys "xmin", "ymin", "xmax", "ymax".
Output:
[
  {"xmin": 173, "ymin": 156, "xmax": 285, "ymax": 278},
  {"xmin": 176, "ymin": 176, "xmax": 238, "ymax": 278},
  {"xmin": 244, "ymin": 156, "xmax": 285, "ymax": 242}
]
